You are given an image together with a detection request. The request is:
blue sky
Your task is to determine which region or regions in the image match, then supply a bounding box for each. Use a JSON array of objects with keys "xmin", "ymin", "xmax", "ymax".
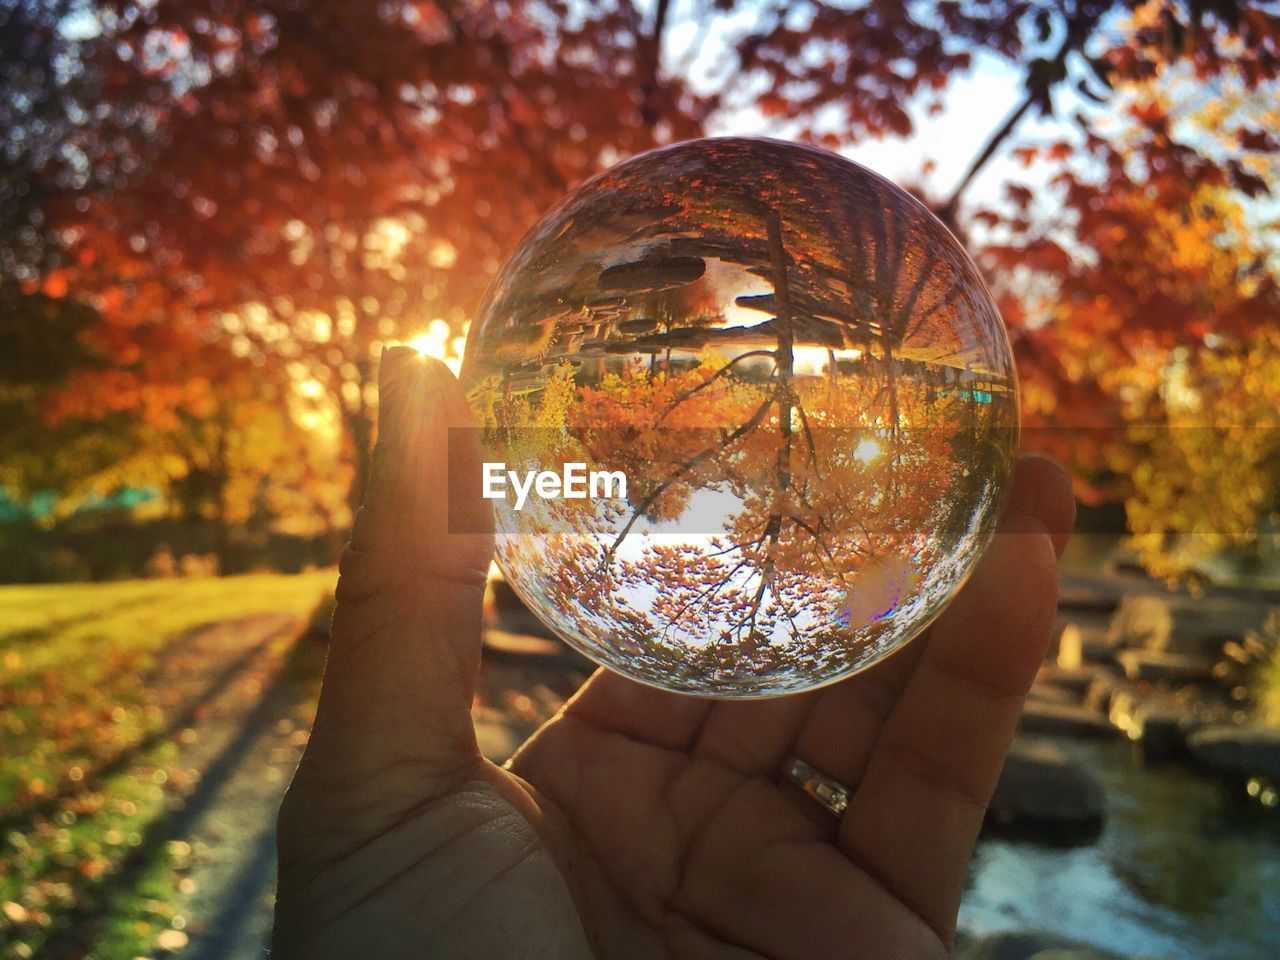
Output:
[{"xmin": 708, "ymin": 49, "xmax": 1071, "ymax": 216}]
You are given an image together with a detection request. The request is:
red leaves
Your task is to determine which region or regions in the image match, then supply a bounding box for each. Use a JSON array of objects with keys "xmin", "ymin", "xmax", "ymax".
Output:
[
  {"xmin": 1228, "ymin": 159, "xmax": 1271, "ymax": 198},
  {"xmin": 756, "ymin": 92, "xmax": 791, "ymax": 118},
  {"xmin": 9, "ymin": 0, "xmax": 1280, "ymax": 550},
  {"xmin": 1129, "ymin": 100, "xmax": 1169, "ymax": 131},
  {"xmin": 1012, "ymin": 146, "xmax": 1039, "ymax": 168},
  {"xmin": 40, "ymin": 272, "xmax": 69, "ymax": 300},
  {"xmin": 1238, "ymin": 127, "xmax": 1280, "ymax": 152},
  {"xmin": 1005, "ymin": 183, "xmax": 1035, "ymax": 210},
  {"xmin": 1046, "ymin": 140, "xmax": 1073, "ymax": 162}
]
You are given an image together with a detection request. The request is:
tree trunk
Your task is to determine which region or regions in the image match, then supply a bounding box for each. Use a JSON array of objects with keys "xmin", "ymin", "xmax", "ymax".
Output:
[
  {"xmin": 212, "ymin": 417, "xmax": 231, "ymax": 575},
  {"xmin": 764, "ymin": 208, "xmax": 795, "ymax": 496},
  {"xmin": 345, "ymin": 402, "xmax": 373, "ymax": 521},
  {"xmin": 346, "ymin": 231, "xmax": 375, "ymax": 521}
]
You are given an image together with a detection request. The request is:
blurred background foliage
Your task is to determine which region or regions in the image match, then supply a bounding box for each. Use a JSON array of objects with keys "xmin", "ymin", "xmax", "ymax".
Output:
[{"xmin": 1, "ymin": 0, "xmax": 1279, "ymax": 582}]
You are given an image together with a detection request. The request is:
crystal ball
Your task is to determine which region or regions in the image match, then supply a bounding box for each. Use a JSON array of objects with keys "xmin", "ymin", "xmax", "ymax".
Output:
[{"xmin": 461, "ymin": 137, "xmax": 1017, "ymax": 698}]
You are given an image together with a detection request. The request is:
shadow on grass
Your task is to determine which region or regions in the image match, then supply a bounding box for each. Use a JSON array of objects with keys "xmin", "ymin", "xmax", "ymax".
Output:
[
  {"xmin": 35, "ymin": 628, "xmax": 321, "ymax": 958},
  {"xmin": 0, "ymin": 615, "xmax": 296, "ymax": 835},
  {"xmin": 0, "ymin": 590, "xmax": 172, "ymax": 650},
  {"xmin": 187, "ymin": 823, "xmax": 278, "ymax": 960}
]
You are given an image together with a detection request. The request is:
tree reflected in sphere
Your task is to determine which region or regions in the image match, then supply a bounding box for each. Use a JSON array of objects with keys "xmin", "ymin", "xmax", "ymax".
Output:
[{"xmin": 462, "ymin": 138, "xmax": 1018, "ymax": 698}]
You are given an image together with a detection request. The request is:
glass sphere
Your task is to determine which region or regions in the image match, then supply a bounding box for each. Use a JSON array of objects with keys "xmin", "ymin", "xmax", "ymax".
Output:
[{"xmin": 462, "ymin": 137, "xmax": 1017, "ymax": 698}]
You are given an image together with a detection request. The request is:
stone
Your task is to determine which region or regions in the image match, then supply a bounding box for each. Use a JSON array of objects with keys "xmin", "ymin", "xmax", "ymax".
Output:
[
  {"xmin": 492, "ymin": 606, "xmax": 558, "ymax": 639},
  {"xmin": 488, "ymin": 575, "xmax": 531, "ymax": 613},
  {"xmin": 1019, "ymin": 701, "xmax": 1119, "ymax": 739},
  {"xmin": 953, "ymin": 930, "xmax": 1123, "ymax": 960},
  {"xmin": 1027, "ymin": 682, "xmax": 1078, "ymax": 706},
  {"xmin": 483, "ymin": 628, "xmax": 569, "ymax": 660},
  {"xmin": 1116, "ymin": 650, "xmax": 1214, "ymax": 685},
  {"xmin": 485, "ymin": 574, "xmax": 560, "ymax": 638},
  {"xmin": 1161, "ymin": 624, "xmax": 1236, "ymax": 659},
  {"xmin": 1083, "ymin": 672, "xmax": 1127, "ymax": 713},
  {"xmin": 1057, "ymin": 572, "xmax": 1126, "ymax": 615},
  {"xmin": 1166, "ymin": 595, "xmax": 1272, "ymax": 650},
  {"xmin": 1035, "ymin": 665, "xmax": 1104, "ymax": 694},
  {"xmin": 988, "ymin": 739, "xmax": 1104, "ymax": 826},
  {"xmin": 1056, "ymin": 622, "xmax": 1084, "ymax": 669},
  {"xmin": 1187, "ymin": 725, "xmax": 1280, "ymax": 780},
  {"xmin": 1133, "ymin": 708, "xmax": 1194, "ymax": 762},
  {"xmin": 1105, "ymin": 688, "xmax": 1142, "ymax": 740},
  {"xmin": 1106, "ymin": 690, "xmax": 1197, "ymax": 759},
  {"xmin": 1107, "ymin": 595, "xmax": 1172, "ymax": 651},
  {"xmin": 1056, "ymin": 621, "xmax": 1117, "ymax": 668}
]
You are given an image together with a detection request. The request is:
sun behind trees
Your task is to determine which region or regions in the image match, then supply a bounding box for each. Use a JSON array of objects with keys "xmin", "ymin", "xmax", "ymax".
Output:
[{"xmin": 462, "ymin": 139, "xmax": 1017, "ymax": 696}]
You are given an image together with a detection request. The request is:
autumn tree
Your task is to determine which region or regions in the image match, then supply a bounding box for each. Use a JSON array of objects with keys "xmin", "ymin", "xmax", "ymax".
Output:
[
  {"xmin": 4, "ymin": 0, "xmax": 1280, "ymax": 578},
  {"xmin": 974, "ymin": 4, "xmax": 1280, "ymax": 576},
  {"xmin": 9, "ymin": 1, "xmax": 1081, "ymax": 496}
]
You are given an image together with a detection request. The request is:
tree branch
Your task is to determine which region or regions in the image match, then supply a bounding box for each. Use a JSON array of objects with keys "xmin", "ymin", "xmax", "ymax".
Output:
[
  {"xmin": 599, "ymin": 396, "xmax": 775, "ymax": 564},
  {"xmin": 657, "ymin": 349, "xmax": 776, "ymax": 424},
  {"xmin": 640, "ymin": 0, "xmax": 674, "ymax": 128},
  {"xmin": 940, "ymin": 8, "xmax": 1104, "ymax": 220},
  {"xmin": 939, "ymin": 92, "xmax": 1037, "ymax": 221}
]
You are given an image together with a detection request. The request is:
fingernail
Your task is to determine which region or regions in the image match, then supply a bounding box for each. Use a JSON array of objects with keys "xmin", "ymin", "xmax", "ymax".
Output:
[{"xmin": 379, "ymin": 344, "xmax": 419, "ymax": 389}]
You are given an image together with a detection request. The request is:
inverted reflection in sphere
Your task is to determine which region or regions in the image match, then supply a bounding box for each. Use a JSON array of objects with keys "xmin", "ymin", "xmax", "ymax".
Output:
[{"xmin": 462, "ymin": 138, "xmax": 1018, "ymax": 698}]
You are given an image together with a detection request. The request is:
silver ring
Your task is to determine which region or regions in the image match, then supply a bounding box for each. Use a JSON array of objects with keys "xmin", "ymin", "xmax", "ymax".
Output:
[{"xmin": 783, "ymin": 756, "xmax": 851, "ymax": 817}]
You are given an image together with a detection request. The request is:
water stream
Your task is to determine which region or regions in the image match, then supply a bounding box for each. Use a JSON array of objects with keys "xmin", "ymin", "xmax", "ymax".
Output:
[{"xmin": 960, "ymin": 737, "xmax": 1280, "ymax": 959}]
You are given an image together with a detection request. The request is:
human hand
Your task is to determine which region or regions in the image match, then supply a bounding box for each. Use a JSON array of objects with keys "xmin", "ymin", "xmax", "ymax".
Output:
[{"xmin": 273, "ymin": 347, "xmax": 1075, "ymax": 959}]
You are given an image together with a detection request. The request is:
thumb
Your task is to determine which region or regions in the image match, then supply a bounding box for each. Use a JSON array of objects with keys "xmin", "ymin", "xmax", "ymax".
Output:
[
  {"xmin": 287, "ymin": 347, "xmax": 494, "ymax": 833},
  {"xmin": 341, "ymin": 346, "xmax": 493, "ymax": 599}
]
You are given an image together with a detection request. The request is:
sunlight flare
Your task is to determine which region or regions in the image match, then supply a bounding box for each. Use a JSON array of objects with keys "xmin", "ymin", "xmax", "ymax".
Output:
[
  {"xmin": 402, "ymin": 319, "xmax": 466, "ymax": 374},
  {"xmin": 853, "ymin": 437, "xmax": 883, "ymax": 464}
]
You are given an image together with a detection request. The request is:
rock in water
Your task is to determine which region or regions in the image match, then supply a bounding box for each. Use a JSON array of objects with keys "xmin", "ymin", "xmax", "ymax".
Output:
[
  {"xmin": 953, "ymin": 930, "xmax": 1125, "ymax": 960},
  {"xmin": 1187, "ymin": 725, "xmax": 1280, "ymax": 780},
  {"xmin": 1116, "ymin": 650, "xmax": 1214, "ymax": 685},
  {"xmin": 988, "ymin": 739, "xmax": 1104, "ymax": 826},
  {"xmin": 1019, "ymin": 701, "xmax": 1119, "ymax": 740}
]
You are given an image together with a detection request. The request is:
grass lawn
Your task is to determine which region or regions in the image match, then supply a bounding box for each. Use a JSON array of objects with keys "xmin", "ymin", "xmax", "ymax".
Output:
[{"xmin": 0, "ymin": 571, "xmax": 336, "ymax": 959}]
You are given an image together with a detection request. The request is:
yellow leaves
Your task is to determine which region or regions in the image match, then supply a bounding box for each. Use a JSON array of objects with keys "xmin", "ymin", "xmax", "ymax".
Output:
[
  {"xmin": 155, "ymin": 928, "xmax": 189, "ymax": 951},
  {"xmin": 1119, "ymin": 329, "xmax": 1280, "ymax": 579},
  {"xmin": 166, "ymin": 840, "xmax": 193, "ymax": 867},
  {"xmin": 77, "ymin": 856, "xmax": 108, "ymax": 880},
  {"xmin": 531, "ymin": 364, "xmax": 578, "ymax": 430},
  {"xmin": 3, "ymin": 901, "xmax": 29, "ymax": 923}
]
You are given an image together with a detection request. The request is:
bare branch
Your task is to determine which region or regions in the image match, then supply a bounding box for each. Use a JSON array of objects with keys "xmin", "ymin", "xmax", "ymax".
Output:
[
  {"xmin": 600, "ymin": 396, "xmax": 775, "ymax": 563},
  {"xmin": 940, "ymin": 8, "xmax": 1104, "ymax": 219},
  {"xmin": 657, "ymin": 349, "xmax": 777, "ymax": 424}
]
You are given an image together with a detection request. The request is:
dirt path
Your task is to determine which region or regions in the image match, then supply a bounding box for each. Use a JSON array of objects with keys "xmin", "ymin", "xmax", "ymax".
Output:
[
  {"xmin": 59, "ymin": 613, "xmax": 589, "ymax": 959},
  {"xmin": 27, "ymin": 613, "xmax": 314, "ymax": 959},
  {"xmin": 163, "ymin": 615, "xmax": 316, "ymax": 960}
]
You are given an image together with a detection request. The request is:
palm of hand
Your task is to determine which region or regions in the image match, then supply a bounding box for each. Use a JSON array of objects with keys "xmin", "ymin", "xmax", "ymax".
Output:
[
  {"xmin": 277, "ymin": 661, "xmax": 949, "ymax": 960},
  {"xmin": 499, "ymin": 667, "xmax": 952, "ymax": 960}
]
